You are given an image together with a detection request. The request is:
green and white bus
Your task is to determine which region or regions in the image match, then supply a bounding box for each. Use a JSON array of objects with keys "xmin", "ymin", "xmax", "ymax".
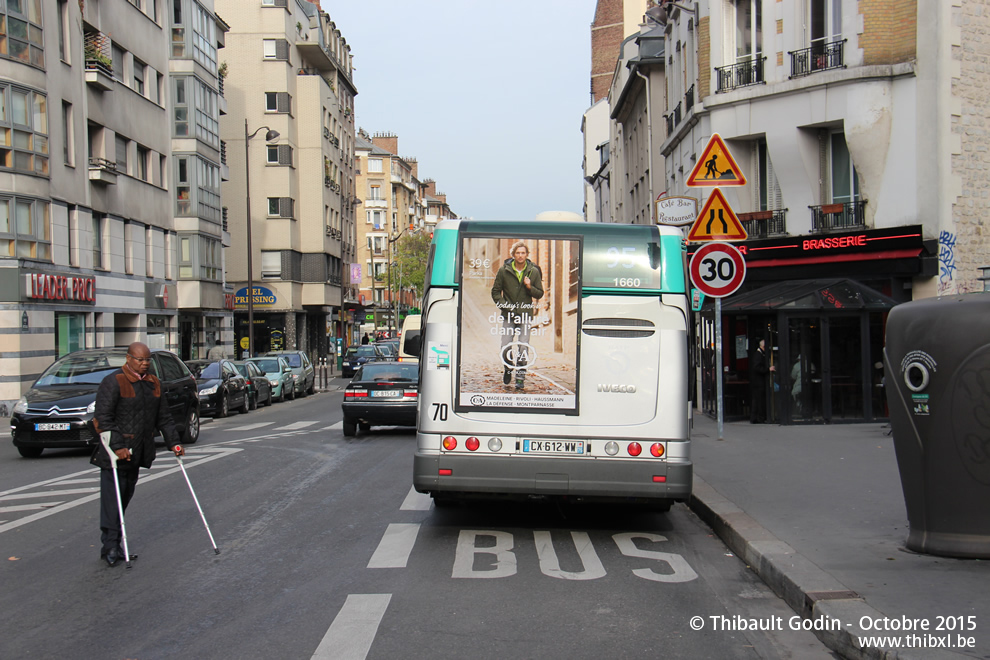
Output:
[{"xmin": 413, "ymin": 219, "xmax": 691, "ymax": 509}]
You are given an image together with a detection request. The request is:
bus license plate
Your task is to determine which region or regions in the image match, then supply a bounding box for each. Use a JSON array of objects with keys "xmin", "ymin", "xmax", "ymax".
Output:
[
  {"xmin": 523, "ymin": 440, "xmax": 584, "ymax": 455},
  {"xmin": 35, "ymin": 423, "xmax": 71, "ymax": 431},
  {"xmin": 370, "ymin": 390, "xmax": 401, "ymax": 397}
]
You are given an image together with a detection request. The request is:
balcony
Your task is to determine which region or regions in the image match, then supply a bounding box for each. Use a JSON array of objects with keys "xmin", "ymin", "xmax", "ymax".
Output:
[
  {"xmin": 810, "ymin": 200, "xmax": 867, "ymax": 232},
  {"xmin": 738, "ymin": 209, "xmax": 787, "ymax": 238},
  {"xmin": 88, "ymin": 157, "xmax": 118, "ymax": 185},
  {"xmin": 789, "ymin": 39, "xmax": 846, "ymax": 78},
  {"xmin": 217, "ymin": 74, "xmax": 227, "ymax": 115},
  {"xmin": 84, "ymin": 31, "xmax": 114, "ymax": 91},
  {"xmin": 685, "ymin": 85, "xmax": 695, "ymax": 114},
  {"xmin": 324, "ymin": 176, "xmax": 340, "ymax": 192},
  {"xmin": 715, "ymin": 57, "xmax": 766, "ymax": 93},
  {"xmin": 220, "ymin": 140, "xmax": 229, "ymax": 181}
]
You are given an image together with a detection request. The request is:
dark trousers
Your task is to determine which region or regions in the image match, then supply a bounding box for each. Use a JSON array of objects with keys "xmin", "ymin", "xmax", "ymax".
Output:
[
  {"xmin": 751, "ymin": 379, "xmax": 768, "ymax": 423},
  {"xmin": 100, "ymin": 465, "xmax": 140, "ymax": 552}
]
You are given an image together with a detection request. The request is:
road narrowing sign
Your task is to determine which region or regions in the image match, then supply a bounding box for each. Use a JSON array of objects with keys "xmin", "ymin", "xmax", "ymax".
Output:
[
  {"xmin": 689, "ymin": 242, "xmax": 747, "ymax": 298},
  {"xmin": 686, "ymin": 133, "xmax": 747, "ymax": 187},
  {"xmin": 687, "ymin": 188, "xmax": 748, "ymax": 242}
]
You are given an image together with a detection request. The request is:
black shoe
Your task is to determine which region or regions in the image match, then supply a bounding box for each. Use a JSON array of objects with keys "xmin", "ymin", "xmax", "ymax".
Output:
[
  {"xmin": 104, "ymin": 546, "xmax": 122, "ymax": 567},
  {"xmin": 515, "ymin": 380, "xmax": 524, "ymax": 390},
  {"xmin": 503, "ymin": 368, "xmax": 512, "ymax": 385}
]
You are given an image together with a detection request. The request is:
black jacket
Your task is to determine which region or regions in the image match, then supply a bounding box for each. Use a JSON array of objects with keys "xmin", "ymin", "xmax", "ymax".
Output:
[
  {"xmin": 91, "ymin": 367, "xmax": 180, "ymax": 469},
  {"xmin": 491, "ymin": 258, "xmax": 545, "ymax": 314}
]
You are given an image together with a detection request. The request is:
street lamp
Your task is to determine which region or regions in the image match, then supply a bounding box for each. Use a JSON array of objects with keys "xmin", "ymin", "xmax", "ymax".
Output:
[{"xmin": 243, "ymin": 120, "xmax": 280, "ymax": 358}]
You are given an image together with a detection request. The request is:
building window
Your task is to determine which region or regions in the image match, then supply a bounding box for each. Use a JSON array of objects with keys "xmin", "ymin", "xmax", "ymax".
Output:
[
  {"xmin": 261, "ymin": 251, "xmax": 281, "ymax": 279},
  {"xmin": 267, "ymin": 197, "xmax": 294, "ymax": 219},
  {"xmin": 263, "ymin": 39, "xmax": 289, "ymax": 61},
  {"xmin": 197, "ymin": 157, "xmax": 220, "ymax": 221},
  {"xmin": 265, "ymin": 91, "xmax": 291, "ymax": 114},
  {"xmin": 0, "ymin": 196, "xmax": 50, "ymax": 260},
  {"xmin": 115, "ymin": 133, "xmax": 128, "ymax": 175},
  {"xmin": 55, "ymin": 313, "xmax": 85, "ymax": 357},
  {"xmin": 0, "ymin": 85, "xmax": 49, "ymax": 176},
  {"xmin": 194, "ymin": 78, "xmax": 219, "ymax": 147},
  {"xmin": 171, "ymin": 0, "xmax": 185, "ymax": 57},
  {"xmin": 179, "ymin": 235, "xmax": 193, "ymax": 278},
  {"xmin": 734, "ymin": 0, "xmax": 762, "ymax": 64},
  {"xmin": 756, "ymin": 140, "xmax": 781, "ymax": 210},
  {"xmin": 367, "ymin": 158, "xmax": 383, "ymax": 173},
  {"xmin": 810, "ymin": 0, "xmax": 842, "ymax": 49},
  {"xmin": 267, "ymin": 144, "xmax": 292, "ymax": 166},
  {"xmin": 368, "ymin": 184, "xmax": 382, "ymax": 200},
  {"xmin": 192, "ymin": 2, "xmax": 217, "ymax": 71},
  {"xmin": 62, "ymin": 101, "xmax": 73, "ymax": 166},
  {"xmin": 92, "ymin": 213, "xmax": 104, "ymax": 268},
  {"xmin": 136, "ymin": 144, "xmax": 149, "ymax": 181},
  {"xmin": 112, "ymin": 43, "xmax": 125, "ymax": 81},
  {"xmin": 58, "ymin": 0, "xmax": 69, "ymax": 63},
  {"xmin": 176, "ymin": 156, "xmax": 191, "ymax": 215},
  {"xmin": 133, "ymin": 58, "xmax": 146, "ymax": 94},
  {"xmin": 0, "ymin": 0, "xmax": 45, "ymax": 68},
  {"xmin": 174, "ymin": 77, "xmax": 188, "ymax": 136},
  {"xmin": 199, "ymin": 235, "xmax": 220, "ymax": 280},
  {"xmin": 829, "ymin": 132, "xmax": 860, "ymax": 204}
]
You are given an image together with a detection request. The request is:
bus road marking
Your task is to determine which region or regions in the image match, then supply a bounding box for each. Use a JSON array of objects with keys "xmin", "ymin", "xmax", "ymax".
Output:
[
  {"xmin": 312, "ymin": 593, "xmax": 392, "ymax": 660},
  {"xmin": 368, "ymin": 523, "xmax": 421, "ymax": 568}
]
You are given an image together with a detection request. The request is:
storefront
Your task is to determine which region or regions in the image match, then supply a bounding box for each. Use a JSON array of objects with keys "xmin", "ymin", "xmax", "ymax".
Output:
[{"xmin": 692, "ymin": 225, "xmax": 936, "ymax": 424}]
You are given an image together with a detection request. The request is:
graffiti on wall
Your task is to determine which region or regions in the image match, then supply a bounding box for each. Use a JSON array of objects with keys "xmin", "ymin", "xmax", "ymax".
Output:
[{"xmin": 938, "ymin": 230, "xmax": 957, "ymax": 294}]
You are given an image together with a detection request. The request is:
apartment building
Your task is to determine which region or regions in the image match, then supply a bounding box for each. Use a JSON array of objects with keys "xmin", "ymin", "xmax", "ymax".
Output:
[
  {"xmin": 353, "ymin": 132, "xmax": 426, "ymax": 337},
  {"xmin": 218, "ymin": 0, "xmax": 358, "ymax": 359},
  {"xmin": 646, "ymin": 0, "xmax": 983, "ymax": 424},
  {"xmin": 0, "ymin": 0, "xmax": 224, "ymax": 412}
]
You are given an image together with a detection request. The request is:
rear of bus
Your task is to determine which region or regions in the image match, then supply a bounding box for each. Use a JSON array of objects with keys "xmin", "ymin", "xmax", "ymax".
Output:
[{"xmin": 413, "ymin": 219, "xmax": 691, "ymax": 509}]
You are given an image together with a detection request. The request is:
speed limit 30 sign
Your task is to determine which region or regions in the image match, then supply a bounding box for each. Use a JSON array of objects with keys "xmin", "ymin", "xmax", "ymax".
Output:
[{"xmin": 689, "ymin": 242, "xmax": 746, "ymax": 298}]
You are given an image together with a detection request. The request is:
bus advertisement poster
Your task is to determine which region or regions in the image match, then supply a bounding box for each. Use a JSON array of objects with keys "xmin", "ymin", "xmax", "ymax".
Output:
[{"xmin": 456, "ymin": 235, "xmax": 581, "ymax": 413}]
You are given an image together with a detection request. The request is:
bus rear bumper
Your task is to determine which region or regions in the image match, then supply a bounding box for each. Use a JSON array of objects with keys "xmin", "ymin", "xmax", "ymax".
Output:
[{"xmin": 413, "ymin": 452, "xmax": 692, "ymax": 503}]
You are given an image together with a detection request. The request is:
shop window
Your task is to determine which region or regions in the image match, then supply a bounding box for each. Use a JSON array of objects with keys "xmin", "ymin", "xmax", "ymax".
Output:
[{"xmin": 56, "ymin": 312, "xmax": 85, "ymax": 357}]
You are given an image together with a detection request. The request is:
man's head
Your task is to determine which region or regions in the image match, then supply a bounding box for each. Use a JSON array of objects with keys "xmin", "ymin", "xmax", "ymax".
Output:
[
  {"xmin": 758, "ymin": 339, "xmax": 766, "ymax": 351},
  {"xmin": 126, "ymin": 341, "xmax": 152, "ymax": 376},
  {"xmin": 510, "ymin": 241, "xmax": 529, "ymax": 267}
]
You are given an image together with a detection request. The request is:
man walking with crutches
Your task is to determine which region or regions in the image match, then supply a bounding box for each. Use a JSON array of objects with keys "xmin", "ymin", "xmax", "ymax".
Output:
[{"xmin": 92, "ymin": 342, "xmax": 183, "ymax": 567}]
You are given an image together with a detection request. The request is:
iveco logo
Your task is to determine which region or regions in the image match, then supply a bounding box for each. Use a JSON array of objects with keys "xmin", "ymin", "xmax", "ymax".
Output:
[{"xmin": 597, "ymin": 384, "xmax": 636, "ymax": 393}]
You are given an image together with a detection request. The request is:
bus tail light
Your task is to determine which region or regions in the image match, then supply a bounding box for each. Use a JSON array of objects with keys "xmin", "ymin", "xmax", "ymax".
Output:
[
  {"xmin": 653, "ymin": 475, "xmax": 667, "ymax": 483},
  {"xmin": 650, "ymin": 443, "xmax": 665, "ymax": 457},
  {"xmin": 442, "ymin": 436, "xmax": 457, "ymax": 450},
  {"xmin": 439, "ymin": 468, "xmax": 452, "ymax": 476},
  {"xmin": 604, "ymin": 441, "xmax": 619, "ymax": 456},
  {"xmin": 488, "ymin": 437, "xmax": 503, "ymax": 452},
  {"xmin": 465, "ymin": 437, "xmax": 480, "ymax": 451},
  {"xmin": 627, "ymin": 442, "xmax": 642, "ymax": 457}
]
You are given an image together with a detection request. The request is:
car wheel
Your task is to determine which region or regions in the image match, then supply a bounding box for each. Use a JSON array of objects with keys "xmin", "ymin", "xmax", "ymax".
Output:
[
  {"xmin": 359, "ymin": 422, "xmax": 371, "ymax": 431},
  {"xmin": 288, "ymin": 386, "xmax": 296, "ymax": 401},
  {"xmin": 307, "ymin": 381, "xmax": 315, "ymax": 395},
  {"xmin": 266, "ymin": 388, "xmax": 273, "ymax": 406},
  {"xmin": 342, "ymin": 418, "xmax": 356, "ymax": 437},
  {"xmin": 183, "ymin": 406, "xmax": 200, "ymax": 444},
  {"xmin": 276, "ymin": 386, "xmax": 284, "ymax": 403},
  {"xmin": 17, "ymin": 446, "xmax": 43, "ymax": 458},
  {"xmin": 239, "ymin": 392, "xmax": 250, "ymax": 414},
  {"xmin": 217, "ymin": 394, "xmax": 229, "ymax": 418}
]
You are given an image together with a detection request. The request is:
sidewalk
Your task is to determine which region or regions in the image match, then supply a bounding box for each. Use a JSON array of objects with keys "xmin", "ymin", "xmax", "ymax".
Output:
[{"xmin": 688, "ymin": 415, "xmax": 987, "ymax": 659}]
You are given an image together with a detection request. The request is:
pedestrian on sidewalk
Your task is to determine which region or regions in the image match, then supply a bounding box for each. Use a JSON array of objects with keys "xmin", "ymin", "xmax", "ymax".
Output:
[
  {"xmin": 91, "ymin": 342, "xmax": 184, "ymax": 567},
  {"xmin": 750, "ymin": 338, "xmax": 775, "ymax": 423},
  {"xmin": 207, "ymin": 338, "xmax": 225, "ymax": 360}
]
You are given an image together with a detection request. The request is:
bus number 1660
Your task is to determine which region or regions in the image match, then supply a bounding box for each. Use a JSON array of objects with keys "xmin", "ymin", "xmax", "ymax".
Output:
[{"xmin": 613, "ymin": 278, "xmax": 641, "ymax": 287}]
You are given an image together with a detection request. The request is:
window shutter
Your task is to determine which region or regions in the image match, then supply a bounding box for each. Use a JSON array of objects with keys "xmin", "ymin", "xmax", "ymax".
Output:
[
  {"xmin": 766, "ymin": 150, "xmax": 783, "ymax": 210},
  {"xmin": 277, "ymin": 92, "xmax": 291, "ymax": 114},
  {"xmin": 261, "ymin": 251, "xmax": 281, "ymax": 278},
  {"xmin": 277, "ymin": 144, "xmax": 292, "ymax": 166},
  {"xmin": 275, "ymin": 39, "xmax": 290, "ymax": 62},
  {"xmin": 279, "ymin": 197, "xmax": 294, "ymax": 218}
]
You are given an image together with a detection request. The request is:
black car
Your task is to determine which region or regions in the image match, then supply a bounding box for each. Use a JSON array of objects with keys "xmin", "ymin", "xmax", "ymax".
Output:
[
  {"xmin": 10, "ymin": 348, "xmax": 200, "ymax": 458},
  {"xmin": 342, "ymin": 344, "xmax": 387, "ymax": 378},
  {"xmin": 341, "ymin": 362, "xmax": 419, "ymax": 436},
  {"xmin": 232, "ymin": 360, "xmax": 273, "ymax": 409},
  {"xmin": 186, "ymin": 359, "xmax": 250, "ymax": 418}
]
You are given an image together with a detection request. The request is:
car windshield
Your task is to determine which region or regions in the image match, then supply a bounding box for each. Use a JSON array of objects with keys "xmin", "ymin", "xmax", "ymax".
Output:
[
  {"xmin": 233, "ymin": 364, "xmax": 250, "ymax": 377},
  {"xmin": 357, "ymin": 363, "xmax": 419, "ymax": 381},
  {"xmin": 281, "ymin": 354, "xmax": 302, "ymax": 367},
  {"xmin": 355, "ymin": 346, "xmax": 378, "ymax": 357},
  {"xmin": 251, "ymin": 359, "xmax": 281, "ymax": 373},
  {"xmin": 191, "ymin": 362, "xmax": 220, "ymax": 379},
  {"xmin": 35, "ymin": 353, "xmax": 128, "ymax": 386}
]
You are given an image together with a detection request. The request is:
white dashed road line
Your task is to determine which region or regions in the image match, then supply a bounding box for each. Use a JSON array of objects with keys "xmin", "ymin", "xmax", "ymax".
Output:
[
  {"xmin": 312, "ymin": 594, "xmax": 392, "ymax": 660},
  {"xmin": 367, "ymin": 523, "xmax": 421, "ymax": 569}
]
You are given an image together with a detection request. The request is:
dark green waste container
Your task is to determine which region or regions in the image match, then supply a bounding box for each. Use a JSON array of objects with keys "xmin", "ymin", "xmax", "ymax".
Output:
[{"xmin": 884, "ymin": 293, "xmax": 990, "ymax": 558}]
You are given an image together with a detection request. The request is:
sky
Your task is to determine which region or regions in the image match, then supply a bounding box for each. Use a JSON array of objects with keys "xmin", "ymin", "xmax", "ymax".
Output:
[{"xmin": 321, "ymin": 0, "xmax": 597, "ymax": 221}]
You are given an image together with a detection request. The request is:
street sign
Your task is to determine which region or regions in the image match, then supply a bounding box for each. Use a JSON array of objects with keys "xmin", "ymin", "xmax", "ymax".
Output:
[
  {"xmin": 655, "ymin": 195, "xmax": 698, "ymax": 227},
  {"xmin": 686, "ymin": 133, "xmax": 747, "ymax": 187},
  {"xmin": 687, "ymin": 189, "xmax": 748, "ymax": 242},
  {"xmin": 689, "ymin": 242, "xmax": 747, "ymax": 298}
]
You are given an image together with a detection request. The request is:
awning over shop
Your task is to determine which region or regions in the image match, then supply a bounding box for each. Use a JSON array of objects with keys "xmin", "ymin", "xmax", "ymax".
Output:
[{"xmin": 715, "ymin": 278, "xmax": 899, "ymax": 312}]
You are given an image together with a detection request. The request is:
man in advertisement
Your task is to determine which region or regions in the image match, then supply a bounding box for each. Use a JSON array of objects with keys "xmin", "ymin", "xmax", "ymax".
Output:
[{"xmin": 491, "ymin": 242, "xmax": 544, "ymax": 390}]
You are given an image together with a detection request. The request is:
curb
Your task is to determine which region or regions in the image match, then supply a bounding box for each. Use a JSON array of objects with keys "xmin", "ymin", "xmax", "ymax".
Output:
[{"xmin": 688, "ymin": 475, "xmax": 966, "ymax": 660}]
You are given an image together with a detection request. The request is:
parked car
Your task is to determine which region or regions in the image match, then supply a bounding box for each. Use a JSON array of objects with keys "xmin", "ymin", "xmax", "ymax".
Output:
[
  {"xmin": 232, "ymin": 360, "xmax": 273, "ymax": 409},
  {"xmin": 375, "ymin": 339, "xmax": 399, "ymax": 358},
  {"xmin": 266, "ymin": 350, "xmax": 315, "ymax": 396},
  {"xmin": 342, "ymin": 344, "xmax": 387, "ymax": 378},
  {"xmin": 10, "ymin": 348, "xmax": 200, "ymax": 458},
  {"xmin": 186, "ymin": 359, "xmax": 250, "ymax": 418},
  {"xmin": 247, "ymin": 356, "xmax": 295, "ymax": 402},
  {"xmin": 341, "ymin": 362, "xmax": 420, "ymax": 436}
]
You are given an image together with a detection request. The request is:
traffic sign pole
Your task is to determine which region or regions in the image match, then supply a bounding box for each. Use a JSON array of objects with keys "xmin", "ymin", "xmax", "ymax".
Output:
[{"xmin": 716, "ymin": 297, "xmax": 724, "ymax": 441}]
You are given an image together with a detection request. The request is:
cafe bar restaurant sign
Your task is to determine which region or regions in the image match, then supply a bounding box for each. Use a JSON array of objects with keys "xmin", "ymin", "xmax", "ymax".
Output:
[{"xmin": 234, "ymin": 286, "xmax": 277, "ymax": 309}]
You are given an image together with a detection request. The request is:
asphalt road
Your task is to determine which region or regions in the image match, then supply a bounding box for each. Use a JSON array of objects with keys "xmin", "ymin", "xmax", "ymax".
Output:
[{"xmin": 0, "ymin": 390, "xmax": 832, "ymax": 659}]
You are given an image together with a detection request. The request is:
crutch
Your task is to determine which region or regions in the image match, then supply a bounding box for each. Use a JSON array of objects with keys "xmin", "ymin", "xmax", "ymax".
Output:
[
  {"xmin": 175, "ymin": 454, "xmax": 220, "ymax": 555},
  {"xmin": 99, "ymin": 432, "xmax": 132, "ymax": 569}
]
